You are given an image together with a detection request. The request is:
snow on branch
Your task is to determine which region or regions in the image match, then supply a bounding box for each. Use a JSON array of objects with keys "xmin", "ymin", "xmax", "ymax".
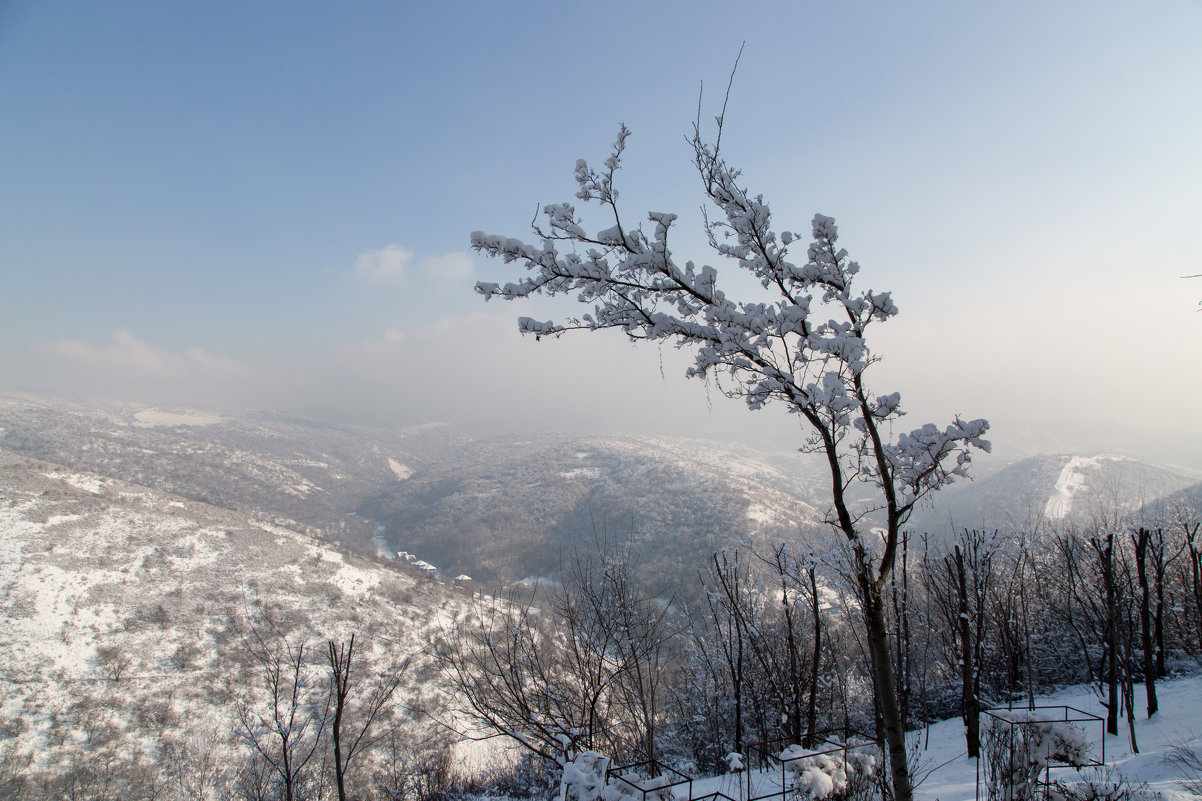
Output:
[{"xmin": 472, "ymin": 122, "xmax": 989, "ymax": 555}]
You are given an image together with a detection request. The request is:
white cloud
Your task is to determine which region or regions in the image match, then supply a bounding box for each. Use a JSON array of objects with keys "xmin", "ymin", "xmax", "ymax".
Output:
[
  {"xmin": 421, "ymin": 252, "xmax": 474, "ymax": 284},
  {"xmin": 352, "ymin": 245, "xmax": 474, "ymax": 286},
  {"xmin": 18, "ymin": 330, "xmax": 286, "ymax": 410},
  {"xmin": 41, "ymin": 330, "xmax": 249, "ymax": 381},
  {"xmin": 353, "ymin": 244, "xmax": 413, "ymax": 284}
]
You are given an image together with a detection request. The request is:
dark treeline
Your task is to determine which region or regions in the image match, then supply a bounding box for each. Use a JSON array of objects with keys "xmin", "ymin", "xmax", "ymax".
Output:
[{"xmin": 443, "ymin": 509, "xmax": 1202, "ymax": 791}]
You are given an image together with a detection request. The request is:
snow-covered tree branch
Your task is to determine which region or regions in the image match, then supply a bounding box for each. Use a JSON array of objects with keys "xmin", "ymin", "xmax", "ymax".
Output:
[{"xmin": 471, "ymin": 116, "xmax": 989, "ymax": 801}]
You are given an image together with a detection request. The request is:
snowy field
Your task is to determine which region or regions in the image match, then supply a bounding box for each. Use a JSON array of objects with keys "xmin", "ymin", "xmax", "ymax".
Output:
[
  {"xmin": 608, "ymin": 675, "xmax": 1202, "ymax": 801},
  {"xmin": 913, "ymin": 674, "xmax": 1202, "ymax": 800}
]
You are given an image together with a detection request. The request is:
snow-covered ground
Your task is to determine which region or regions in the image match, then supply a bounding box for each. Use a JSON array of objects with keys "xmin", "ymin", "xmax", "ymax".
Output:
[
  {"xmin": 131, "ymin": 407, "xmax": 225, "ymax": 427},
  {"xmin": 654, "ymin": 675, "xmax": 1202, "ymax": 801},
  {"xmin": 915, "ymin": 675, "xmax": 1202, "ymax": 800}
]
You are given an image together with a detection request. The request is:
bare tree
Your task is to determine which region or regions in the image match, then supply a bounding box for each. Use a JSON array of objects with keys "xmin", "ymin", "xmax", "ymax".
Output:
[
  {"xmin": 438, "ymin": 593, "xmax": 587, "ymax": 766},
  {"xmin": 157, "ymin": 723, "xmax": 231, "ymax": 801},
  {"xmin": 761, "ymin": 544, "xmax": 826, "ymax": 748},
  {"xmin": 701, "ymin": 551, "xmax": 749, "ymax": 757},
  {"xmin": 373, "ymin": 727, "xmax": 458, "ymax": 801},
  {"xmin": 926, "ymin": 530, "xmax": 994, "ymax": 758},
  {"xmin": 1145, "ymin": 524, "xmax": 1187, "ymax": 677},
  {"xmin": 0, "ymin": 743, "xmax": 31, "ymax": 801},
  {"xmin": 1054, "ymin": 532, "xmax": 1106, "ymax": 690},
  {"xmin": 94, "ymin": 644, "xmax": 130, "ymax": 684},
  {"xmin": 439, "ymin": 550, "xmax": 679, "ymax": 769},
  {"xmin": 1090, "ymin": 533, "xmax": 1121, "ymax": 737},
  {"xmin": 438, "ymin": 575, "xmax": 640, "ymax": 767},
  {"xmin": 804, "ymin": 560, "xmax": 823, "ymax": 748},
  {"xmin": 327, "ymin": 634, "xmax": 408, "ymax": 801},
  {"xmin": 1180, "ymin": 513, "xmax": 1202, "ymax": 653},
  {"xmin": 230, "ymin": 617, "xmax": 332, "ymax": 801},
  {"xmin": 472, "ymin": 94, "xmax": 990, "ymax": 800},
  {"xmin": 569, "ymin": 553, "xmax": 676, "ymax": 767},
  {"xmin": 891, "ymin": 530, "xmax": 915, "ymax": 735}
]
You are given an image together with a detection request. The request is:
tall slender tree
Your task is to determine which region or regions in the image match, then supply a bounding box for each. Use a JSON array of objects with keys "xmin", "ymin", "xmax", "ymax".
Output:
[
  {"xmin": 326, "ymin": 634, "xmax": 408, "ymax": 801},
  {"xmin": 1130, "ymin": 528, "xmax": 1158, "ymax": 718},
  {"xmin": 472, "ymin": 102, "xmax": 989, "ymax": 801}
]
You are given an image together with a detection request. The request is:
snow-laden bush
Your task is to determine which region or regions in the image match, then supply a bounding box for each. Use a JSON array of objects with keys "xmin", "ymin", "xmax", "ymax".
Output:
[
  {"xmin": 984, "ymin": 714, "xmax": 1092, "ymax": 801},
  {"xmin": 559, "ymin": 751, "xmax": 610, "ymax": 801},
  {"xmin": 779, "ymin": 744, "xmax": 878, "ymax": 801}
]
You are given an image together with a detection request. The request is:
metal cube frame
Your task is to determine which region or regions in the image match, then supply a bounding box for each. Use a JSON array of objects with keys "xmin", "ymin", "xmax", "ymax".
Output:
[
  {"xmin": 607, "ymin": 759, "xmax": 694, "ymax": 801},
  {"xmin": 742, "ymin": 728, "xmax": 882, "ymax": 801},
  {"xmin": 976, "ymin": 705, "xmax": 1106, "ymax": 801}
]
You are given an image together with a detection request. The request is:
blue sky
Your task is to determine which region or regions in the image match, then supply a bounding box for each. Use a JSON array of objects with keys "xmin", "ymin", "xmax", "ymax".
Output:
[{"xmin": 2, "ymin": 1, "xmax": 1200, "ymax": 464}]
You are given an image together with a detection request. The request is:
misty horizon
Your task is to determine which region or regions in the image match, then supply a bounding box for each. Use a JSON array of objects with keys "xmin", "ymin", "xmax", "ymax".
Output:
[{"xmin": 2, "ymin": 2, "xmax": 1199, "ymax": 474}]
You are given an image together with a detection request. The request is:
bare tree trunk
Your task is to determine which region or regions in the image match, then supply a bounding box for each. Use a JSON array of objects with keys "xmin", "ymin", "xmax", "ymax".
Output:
[
  {"xmin": 328, "ymin": 636, "xmax": 353, "ymax": 801},
  {"xmin": 1150, "ymin": 527, "xmax": 1174, "ymax": 678},
  {"xmin": 777, "ymin": 551, "xmax": 803, "ymax": 745},
  {"xmin": 1059, "ymin": 536, "xmax": 1098, "ymax": 689},
  {"xmin": 806, "ymin": 565, "xmax": 821, "ymax": 749},
  {"xmin": 1183, "ymin": 522, "xmax": 1202, "ymax": 654},
  {"xmin": 1016, "ymin": 548, "xmax": 1035, "ymax": 709},
  {"xmin": 892, "ymin": 534, "xmax": 912, "ymax": 735},
  {"xmin": 953, "ymin": 544, "xmax": 980, "ymax": 758},
  {"xmin": 705, "ymin": 552, "xmax": 749, "ymax": 756},
  {"xmin": 1094, "ymin": 534, "xmax": 1120, "ymax": 736},
  {"xmin": 735, "ymin": 626, "xmax": 744, "ymax": 757},
  {"xmin": 1121, "ymin": 601, "xmax": 1139, "ymax": 754},
  {"xmin": 232, "ymin": 620, "xmax": 331, "ymax": 801},
  {"xmin": 1132, "ymin": 528, "xmax": 1158, "ymax": 718},
  {"xmin": 863, "ymin": 577, "xmax": 913, "ymax": 801}
]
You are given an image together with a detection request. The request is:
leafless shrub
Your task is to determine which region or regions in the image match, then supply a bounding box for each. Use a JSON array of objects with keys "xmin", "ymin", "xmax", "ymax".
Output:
[
  {"xmin": 1165, "ymin": 736, "xmax": 1202, "ymax": 797},
  {"xmin": 373, "ymin": 727, "xmax": 458, "ymax": 801},
  {"xmin": 1048, "ymin": 765, "xmax": 1161, "ymax": 800},
  {"xmin": 95, "ymin": 643, "xmax": 131, "ymax": 683}
]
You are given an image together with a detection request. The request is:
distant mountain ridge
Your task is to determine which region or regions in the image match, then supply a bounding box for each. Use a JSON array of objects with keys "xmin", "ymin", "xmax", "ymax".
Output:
[
  {"xmin": 2, "ymin": 394, "xmax": 1198, "ymax": 591},
  {"xmin": 0, "ymin": 396, "xmax": 833, "ymax": 591},
  {"xmin": 0, "ymin": 394, "xmax": 468, "ymax": 544},
  {"xmin": 908, "ymin": 452, "xmax": 1201, "ymax": 534},
  {"xmin": 357, "ymin": 431, "xmax": 827, "ymax": 588}
]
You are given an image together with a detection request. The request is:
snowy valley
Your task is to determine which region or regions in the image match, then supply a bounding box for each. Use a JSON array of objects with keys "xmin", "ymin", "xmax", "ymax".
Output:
[{"xmin": 1, "ymin": 395, "xmax": 1202, "ymax": 800}]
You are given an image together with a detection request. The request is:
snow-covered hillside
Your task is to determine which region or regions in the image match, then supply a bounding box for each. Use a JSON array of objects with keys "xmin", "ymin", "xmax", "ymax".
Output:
[
  {"xmin": 356, "ymin": 430, "xmax": 826, "ymax": 590},
  {"xmin": 0, "ymin": 394, "xmax": 467, "ymax": 542},
  {"xmin": 5, "ymin": 395, "xmax": 1200, "ymax": 598},
  {"xmin": 3, "ymin": 415, "xmax": 1202, "ymax": 799},
  {"xmin": 0, "ymin": 446, "xmax": 469, "ymax": 785},
  {"xmin": 909, "ymin": 453, "xmax": 1201, "ymax": 535}
]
